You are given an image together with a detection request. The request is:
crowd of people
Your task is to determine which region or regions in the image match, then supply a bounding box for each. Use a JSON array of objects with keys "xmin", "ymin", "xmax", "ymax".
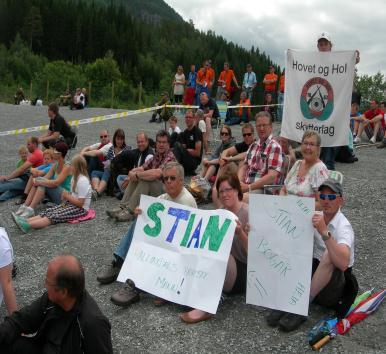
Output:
[{"xmin": 0, "ymin": 32, "xmax": 383, "ymax": 351}]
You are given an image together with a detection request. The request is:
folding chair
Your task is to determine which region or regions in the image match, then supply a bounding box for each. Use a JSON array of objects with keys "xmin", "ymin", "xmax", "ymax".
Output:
[
  {"xmin": 263, "ymin": 154, "xmax": 290, "ymax": 195},
  {"xmin": 328, "ymin": 170, "xmax": 344, "ymax": 184}
]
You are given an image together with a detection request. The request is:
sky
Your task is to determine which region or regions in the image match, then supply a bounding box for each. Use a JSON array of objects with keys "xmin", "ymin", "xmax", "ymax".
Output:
[{"xmin": 165, "ymin": 0, "xmax": 385, "ymax": 76}]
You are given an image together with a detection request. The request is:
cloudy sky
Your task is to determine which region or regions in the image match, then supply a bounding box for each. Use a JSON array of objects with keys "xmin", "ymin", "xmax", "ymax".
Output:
[{"xmin": 165, "ymin": 0, "xmax": 385, "ymax": 76}]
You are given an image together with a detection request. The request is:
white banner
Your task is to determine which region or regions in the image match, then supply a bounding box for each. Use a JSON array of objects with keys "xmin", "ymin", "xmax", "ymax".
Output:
[
  {"xmin": 118, "ymin": 195, "xmax": 236, "ymax": 314},
  {"xmin": 281, "ymin": 49, "xmax": 356, "ymax": 147},
  {"xmin": 246, "ymin": 195, "xmax": 314, "ymax": 316}
]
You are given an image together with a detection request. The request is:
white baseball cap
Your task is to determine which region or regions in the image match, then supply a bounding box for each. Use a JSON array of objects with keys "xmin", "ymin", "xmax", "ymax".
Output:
[{"xmin": 318, "ymin": 32, "xmax": 331, "ymax": 43}]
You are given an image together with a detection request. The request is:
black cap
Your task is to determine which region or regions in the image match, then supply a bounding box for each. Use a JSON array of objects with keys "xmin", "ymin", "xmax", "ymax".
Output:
[{"xmin": 318, "ymin": 179, "xmax": 343, "ymax": 195}]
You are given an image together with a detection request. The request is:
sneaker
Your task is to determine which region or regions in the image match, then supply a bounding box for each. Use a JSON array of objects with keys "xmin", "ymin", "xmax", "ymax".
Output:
[
  {"xmin": 377, "ymin": 141, "xmax": 386, "ymax": 149},
  {"xmin": 14, "ymin": 215, "xmax": 31, "ymax": 234},
  {"xmin": 20, "ymin": 206, "xmax": 34, "ymax": 218},
  {"xmin": 353, "ymin": 136, "xmax": 361, "ymax": 144},
  {"xmin": 91, "ymin": 189, "xmax": 99, "ymax": 201},
  {"xmin": 97, "ymin": 260, "xmax": 121, "ymax": 284},
  {"xmin": 106, "ymin": 207, "xmax": 123, "ymax": 218},
  {"xmin": 370, "ymin": 136, "xmax": 376, "ymax": 144},
  {"xmin": 278, "ymin": 312, "xmax": 307, "ymax": 332},
  {"xmin": 110, "ymin": 279, "xmax": 140, "ymax": 307},
  {"xmin": 115, "ymin": 209, "xmax": 134, "ymax": 222},
  {"xmin": 266, "ymin": 309, "xmax": 286, "ymax": 327},
  {"xmin": 15, "ymin": 205, "xmax": 27, "ymax": 216}
]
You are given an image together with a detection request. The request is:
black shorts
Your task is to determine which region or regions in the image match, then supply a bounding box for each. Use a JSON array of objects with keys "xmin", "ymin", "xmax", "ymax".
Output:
[
  {"xmin": 312, "ymin": 258, "xmax": 345, "ymax": 308},
  {"xmin": 227, "ymin": 258, "xmax": 247, "ymax": 295}
]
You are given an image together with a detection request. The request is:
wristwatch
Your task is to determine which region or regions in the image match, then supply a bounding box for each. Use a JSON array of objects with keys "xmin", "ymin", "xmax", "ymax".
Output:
[{"xmin": 322, "ymin": 231, "xmax": 332, "ymax": 242}]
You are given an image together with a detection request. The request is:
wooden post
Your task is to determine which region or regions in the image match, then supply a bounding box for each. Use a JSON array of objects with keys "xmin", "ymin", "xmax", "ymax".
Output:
[
  {"xmin": 88, "ymin": 82, "xmax": 92, "ymax": 105},
  {"xmin": 66, "ymin": 80, "xmax": 70, "ymax": 92},
  {"xmin": 138, "ymin": 81, "xmax": 143, "ymax": 105},
  {"xmin": 111, "ymin": 81, "xmax": 115, "ymax": 108},
  {"xmin": 46, "ymin": 80, "xmax": 50, "ymax": 103},
  {"xmin": 29, "ymin": 81, "xmax": 33, "ymax": 100}
]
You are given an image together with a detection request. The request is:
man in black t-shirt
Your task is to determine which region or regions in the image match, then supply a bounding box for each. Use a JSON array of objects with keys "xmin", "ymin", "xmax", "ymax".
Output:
[
  {"xmin": 39, "ymin": 102, "xmax": 76, "ymax": 149},
  {"xmin": 199, "ymin": 92, "xmax": 220, "ymax": 141},
  {"xmin": 173, "ymin": 109, "xmax": 203, "ymax": 175}
]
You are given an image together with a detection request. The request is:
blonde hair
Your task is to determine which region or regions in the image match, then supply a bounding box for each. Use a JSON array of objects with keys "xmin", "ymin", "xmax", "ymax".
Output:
[
  {"xmin": 43, "ymin": 148, "xmax": 54, "ymax": 158},
  {"xmin": 71, "ymin": 154, "xmax": 89, "ymax": 192},
  {"xmin": 18, "ymin": 145, "xmax": 28, "ymax": 155}
]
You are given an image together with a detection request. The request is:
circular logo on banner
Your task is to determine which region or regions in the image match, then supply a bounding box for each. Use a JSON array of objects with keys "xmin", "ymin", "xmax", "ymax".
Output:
[{"xmin": 300, "ymin": 77, "xmax": 334, "ymax": 121}]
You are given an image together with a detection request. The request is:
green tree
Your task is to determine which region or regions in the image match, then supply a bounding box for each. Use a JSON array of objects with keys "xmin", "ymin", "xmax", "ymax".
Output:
[
  {"xmin": 22, "ymin": 6, "xmax": 43, "ymax": 51},
  {"xmin": 354, "ymin": 72, "xmax": 386, "ymax": 107}
]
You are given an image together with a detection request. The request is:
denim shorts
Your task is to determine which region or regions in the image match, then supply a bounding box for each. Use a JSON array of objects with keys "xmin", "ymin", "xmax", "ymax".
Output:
[
  {"xmin": 37, "ymin": 183, "xmax": 63, "ymax": 205},
  {"xmin": 91, "ymin": 169, "xmax": 110, "ymax": 183}
]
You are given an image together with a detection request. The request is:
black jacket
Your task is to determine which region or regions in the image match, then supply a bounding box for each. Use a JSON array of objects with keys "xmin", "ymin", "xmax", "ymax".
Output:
[{"xmin": 0, "ymin": 290, "xmax": 113, "ymax": 354}]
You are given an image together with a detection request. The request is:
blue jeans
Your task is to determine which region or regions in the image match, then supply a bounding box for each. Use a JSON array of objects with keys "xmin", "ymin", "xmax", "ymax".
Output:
[
  {"xmin": 91, "ymin": 169, "xmax": 110, "ymax": 183},
  {"xmin": 114, "ymin": 219, "xmax": 137, "ymax": 261},
  {"xmin": 320, "ymin": 147, "xmax": 338, "ymax": 170},
  {"xmin": 116, "ymin": 175, "xmax": 128, "ymax": 193},
  {"xmin": 0, "ymin": 178, "xmax": 26, "ymax": 201},
  {"xmin": 277, "ymin": 92, "xmax": 284, "ymax": 122}
]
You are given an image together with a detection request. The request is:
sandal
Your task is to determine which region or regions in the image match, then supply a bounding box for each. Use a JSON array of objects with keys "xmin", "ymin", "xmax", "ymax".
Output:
[{"xmin": 179, "ymin": 311, "xmax": 212, "ymax": 324}]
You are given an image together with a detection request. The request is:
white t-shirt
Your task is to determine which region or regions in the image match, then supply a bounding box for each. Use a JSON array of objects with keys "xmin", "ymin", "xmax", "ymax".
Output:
[
  {"xmin": 71, "ymin": 175, "xmax": 92, "ymax": 210},
  {"xmin": 168, "ymin": 126, "xmax": 182, "ymax": 135},
  {"xmin": 0, "ymin": 227, "xmax": 13, "ymax": 306},
  {"xmin": 198, "ymin": 120, "xmax": 206, "ymax": 133},
  {"xmin": 313, "ymin": 210, "xmax": 355, "ymax": 267},
  {"xmin": 158, "ymin": 188, "xmax": 197, "ymax": 209},
  {"xmin": 89, "ymin": 142, "xmax": 113, "ymax": 156}
]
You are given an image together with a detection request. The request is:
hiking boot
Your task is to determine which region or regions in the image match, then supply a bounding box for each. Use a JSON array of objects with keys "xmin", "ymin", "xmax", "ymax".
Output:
[
  {"xmin": 106, "ymin": 207, "xmax": 123, "ymax": 218},
  {"xmin": 377, "ymin": 141, "xmax": 386, "ymax": 149},
  {"xmin": 266, "ymin": 309, "xmax": 286, "ymax": 327},
  {"xmin": 115, "ymin": 209, "xmax": 134, "ymax": 222},
  {"xmin": 110, "ymin": 279, "xmax": 140, "ymax": 307},
  {"xmin": 278, "ymin": 313, "xmax": 307, "ymax": 332},
  {"xmin": 97, "ymin": 260, "xmax": 121, "ymax": 284}
]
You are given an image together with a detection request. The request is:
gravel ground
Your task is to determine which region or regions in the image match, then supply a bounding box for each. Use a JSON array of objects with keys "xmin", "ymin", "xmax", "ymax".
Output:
[{"xmin": 0, "ymin": 103, "xmax": 385, "ymax": 353}]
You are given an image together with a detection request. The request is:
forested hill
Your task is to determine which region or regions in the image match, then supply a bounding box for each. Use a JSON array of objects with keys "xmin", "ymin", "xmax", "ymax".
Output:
[
  {"xmin": 0, "ymin": 0, "xmax": 277, "ymax": 106},
  {"xmin": 95, "ymin": 0, "xmax": 184, "ymax": 23}
]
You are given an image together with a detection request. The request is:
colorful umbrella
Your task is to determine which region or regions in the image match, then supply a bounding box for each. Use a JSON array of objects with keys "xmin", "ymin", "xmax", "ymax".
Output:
[{"xmin": 336, "ymin": 289, "xmax": 386, "ymax": 335}]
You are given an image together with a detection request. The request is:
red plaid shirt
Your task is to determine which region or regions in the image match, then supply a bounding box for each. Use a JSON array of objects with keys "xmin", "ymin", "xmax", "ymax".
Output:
[
  {"xmin": 243, "ymin": 135, "xmax": 283, "ymax": 184},
  {"xmin": 142, "ymin": 148, "xmax": 176, "ymax": 171}
]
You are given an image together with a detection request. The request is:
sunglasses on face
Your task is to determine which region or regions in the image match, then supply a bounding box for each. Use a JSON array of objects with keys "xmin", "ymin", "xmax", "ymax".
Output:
[
  {"xmin": 162, "ymin": 176, "xmax": 177, "ymax": 182},
  {"xmin": 220, "ymin": 132, "xmax": 229, "ymax": 136},
  {"xmin": 243, "ymin": 133, "xmax": 252, "ymax": 137},
  {"xmin": 320, "ymin": 193, "xmax": 339, "ymax": 201},
  {"xmin": 100, "ymin": 135, "xmax": 108, "ymax": 138}
]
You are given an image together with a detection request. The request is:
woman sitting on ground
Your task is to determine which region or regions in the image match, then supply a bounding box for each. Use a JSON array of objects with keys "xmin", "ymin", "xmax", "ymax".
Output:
[
  {"xmin": 194, "ymin": 125, "xmax": 235, "ymax": 183},
  {"xmin": 180, "ymin": 173, "xmax": 249, "ymax": 323},
  {"xmin": 13, "ymin": 155, "xmax": 92, "ymax": 233},
  {"xmin": 14, "ymin": 142, "xmax": 72, "ymax": 218},
  {"xmin": 91, "ymin": 128, "xmax": 129, "ymax": 199},
  {"xmin": 0, "ymin": 224, "xmax": 17, "ymax": 315}
]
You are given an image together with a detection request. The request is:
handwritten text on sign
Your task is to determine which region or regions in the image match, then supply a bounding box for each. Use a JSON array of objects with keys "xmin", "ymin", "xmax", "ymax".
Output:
[
  {"xmin": 118, "ymin": 195, "xmax": 236, "ymax": 314},
  {"xmin": 246, "ymin": 195, "xmax": 314, "ymax": 316}
]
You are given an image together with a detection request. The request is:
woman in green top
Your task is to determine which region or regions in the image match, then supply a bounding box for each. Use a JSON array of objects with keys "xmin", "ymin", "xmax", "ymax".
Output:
[{"xmin": 14, "ymin": 142, "xmax": 72, "ymax": 219}]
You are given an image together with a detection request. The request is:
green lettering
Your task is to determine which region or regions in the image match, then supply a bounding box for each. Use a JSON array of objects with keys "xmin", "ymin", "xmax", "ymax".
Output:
[
  {"xmin": 143, "ymin": 202, "xmax": 165, "ymax": 237},
  {"xmin": 200, "ymin": 216, "xmax": 231, "ymax": 252}
]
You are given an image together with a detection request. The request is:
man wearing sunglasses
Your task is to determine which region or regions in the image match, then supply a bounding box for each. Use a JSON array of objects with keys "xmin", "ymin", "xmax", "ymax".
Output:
[
  {"xmin": 272, "ymin": 179, "xmax": 357, "ymax": 332},
  {"xmin": 80, "ymin": 129, "xmax": 112, "ymax": 176},
  {"xmin": 106, "ymin": 130, "xmax": 175, "ymax": 222},
  {"xmin": 97, "ymin": 162, "xmax": 197, "ymax": 307}
]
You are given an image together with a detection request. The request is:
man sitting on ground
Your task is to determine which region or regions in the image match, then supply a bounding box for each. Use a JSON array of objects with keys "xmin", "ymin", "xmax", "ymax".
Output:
[
  {"xmin": 149, "ymin": 92, "xmax": 173, "ymax": 123},
  {"xmin": 0, "ymin": 137, "xmax": 43, "ymax": 202},
  {"xmin": 97, "ymin": 162, "xmax": 197, "ymax": 307},
  {"xmin": 353, "ymin": 100, "xmax": 385, "ymax": 144},
  {"xmin": 225, "ymin": 91, "xmax": 251, "ymax": 125},
  {"xmin": 0, "ymin": 254, "xmax": 113, "ymax": 353},
  {"xmin": 199, "ymin": 92, "xmax": 220, "ymax": 144},
  {"xmin": 106, "ymin": 130, "xmax": 175, "ymax": 222},
  {"xmin": 238, "ymin": 112, "xmax": 283, "ymax": 201},
  {"xmin": 80, "ymin": 129, "xmax": 112, "ymax": 176},
  {"xmin": 266, "ymin": 179, "xmax": 358, "ymax": 332},
  {"xmin": 173, "ymin": 109, "xmax": 203, "ymax": 175},
  {"xmin": 38, "ymin": 102, "xmax": 76, "ymax": 149},
  {"xmin": 70, "ymin": 88, "xmax": 85, "ymax": 110}
]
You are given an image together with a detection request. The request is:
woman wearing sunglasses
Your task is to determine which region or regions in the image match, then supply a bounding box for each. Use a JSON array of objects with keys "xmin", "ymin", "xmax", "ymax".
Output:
[
  {"xmin": 280, "ymin": 131, "xmax": 329, "ymax": 210},
  {"xmin": 180, "ymin": 172, "xmax": 249, "ymax": 323},
  {"xmin": 193, "ymin": 125, "xmax": 235, "ymax": 184}
]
